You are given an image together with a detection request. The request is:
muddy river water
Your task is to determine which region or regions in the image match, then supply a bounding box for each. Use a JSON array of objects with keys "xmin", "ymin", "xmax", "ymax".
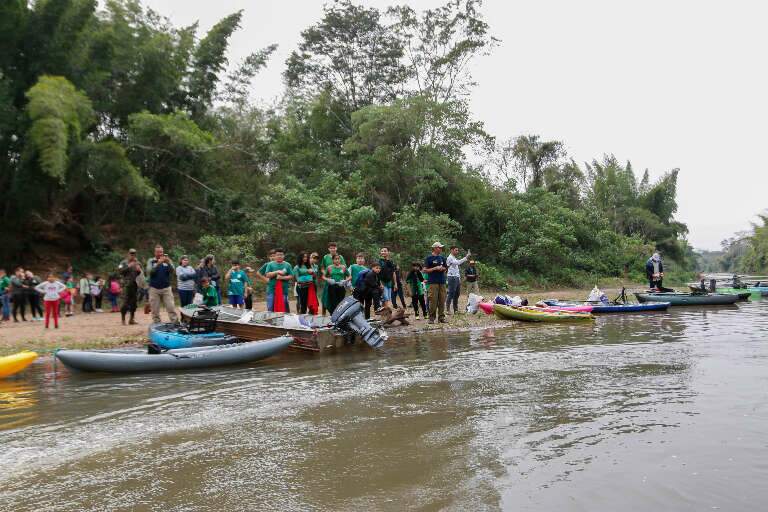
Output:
[{"xmin": 1, "ymin": 300, "xmax": 767, "ymax": 511}]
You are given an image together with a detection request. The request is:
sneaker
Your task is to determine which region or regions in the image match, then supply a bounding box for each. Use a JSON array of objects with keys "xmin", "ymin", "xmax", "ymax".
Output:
[{"xmin": 95, "ymin": 309, "xmax": 103, "ymax": 313}]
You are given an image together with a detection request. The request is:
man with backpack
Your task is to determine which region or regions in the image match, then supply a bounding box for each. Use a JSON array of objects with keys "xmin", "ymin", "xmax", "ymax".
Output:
[{"xmin": 353, "ymin": 261, "xmax": 382, "ymax": 319}]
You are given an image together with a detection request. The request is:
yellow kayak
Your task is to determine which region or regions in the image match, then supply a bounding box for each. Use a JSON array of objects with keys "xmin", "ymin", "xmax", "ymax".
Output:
[
  {"xmin": 493, "ymin": 304, "xmax": 594, "ymax": 322},
  {"xmin": 0, "ymin": 351, "xmax": 39, "ymax": 379}
]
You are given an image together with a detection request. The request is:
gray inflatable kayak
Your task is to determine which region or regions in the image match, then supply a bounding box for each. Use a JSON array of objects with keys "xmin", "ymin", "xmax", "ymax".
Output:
[{"xmin": 55, "ymin": 336, "xmax": 293, "ymax": 373}]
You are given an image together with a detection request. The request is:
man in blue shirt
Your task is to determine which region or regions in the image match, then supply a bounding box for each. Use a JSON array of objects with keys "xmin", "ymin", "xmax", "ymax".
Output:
[
  {"xmin": 146, "ymin": 245, "xmax": 178, "ymax": 324},
  {"xmin": 424, "ymin": 241, "xmax": 448, "ymax": 324}
]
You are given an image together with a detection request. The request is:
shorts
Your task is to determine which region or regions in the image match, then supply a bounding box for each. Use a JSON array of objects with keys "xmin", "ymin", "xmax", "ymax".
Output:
[
  {"xmin": 381, "ymin": 283, "xmax": 392, "ymax": 302},
  {"xmin": 228, "ymin": 295, "xmax": 244, "ymax": 306}
]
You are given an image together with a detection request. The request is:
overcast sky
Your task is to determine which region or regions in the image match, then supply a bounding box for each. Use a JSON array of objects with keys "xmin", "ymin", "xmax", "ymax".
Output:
[{"xmin": 144, "ymin": 0, "xmax": 767, "ymax": 251}]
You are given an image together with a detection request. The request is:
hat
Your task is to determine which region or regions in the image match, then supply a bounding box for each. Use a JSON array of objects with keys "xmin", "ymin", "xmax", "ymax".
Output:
[
  {"xmin": 128, "ymin": 248, "xmax": 137, "ymax": 254},
  {"xmin": 431, "ymin": 242, "xmax": 444, "ymax": 248}
]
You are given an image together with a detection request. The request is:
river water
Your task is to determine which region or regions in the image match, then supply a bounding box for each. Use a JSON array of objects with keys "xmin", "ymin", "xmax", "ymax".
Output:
[{"xmin": 1, "ymin": 300, "xmax": 767, "ymax": 511}]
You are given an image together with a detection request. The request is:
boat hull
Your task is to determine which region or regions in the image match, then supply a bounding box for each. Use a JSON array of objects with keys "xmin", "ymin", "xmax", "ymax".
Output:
[
  {"xmin": 543, "ymin": 300, "xmax": 670, "ymax": 313},
  {"xmin": 634, "ymin": 292, "xmax": 740, "ymax": 305},
  {"xmin": 493, "ymin": 304, "xmax": 593, "ymax": 322},
  {"xmin": 55, "ymin": 337, "xmax": 292, "ymax": 373},
  {"xmin": 0, "ymin": 351, "xmax": 38, "ymax": 379}
]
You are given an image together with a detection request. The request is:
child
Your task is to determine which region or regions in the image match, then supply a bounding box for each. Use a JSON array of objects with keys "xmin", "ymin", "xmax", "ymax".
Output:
[
  {"xmin": 35, "ymin": 273, "xmax": 66, "ymax": 329},
  {"xmin": 107, "ymin": 274, "xmax": 121, "ymax": 312},
  {"xmin": 225, "ymin": 260, "xmax": 251, "ymax": 309},
  {"xmin": 200, "ymin": 277, "xmax": 219, "ymax": 307},
  {"xmin": 353, "ymin": 261, "xmax": 382, "ymax": 319},
  {"xmin": 348, "ymin": 253, "xmax": 368, "ymax": 289},
  {"xmin": 64, "ymin": 277, "xmax": 77, "ymax": 316},
  {"xmin": 406, "ymin": 262, "xmax": 428, "ymax": 319},
  {"xmin": 79, "ymin": 273, "xmax": 93, "ymax": 313},
  {"xmin": 91, "ymin": 276, "xmax": 104, "ymax": 312},
  {"xmin": 0, "ymin": 269, "xmax": 10, "ymax": 321},
  {"xmin": 323, "ymin": 254, "xmax": 349, "ymax": 315}
]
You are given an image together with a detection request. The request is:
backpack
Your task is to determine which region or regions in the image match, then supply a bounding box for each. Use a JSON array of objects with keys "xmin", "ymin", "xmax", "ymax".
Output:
[
  {"xmin": 354, "ymin": 268, "xmax": 372, "ymax": 288},
  {"xmin": 110, "ymin": 280, "xmax": 121, "ymax": 295}
]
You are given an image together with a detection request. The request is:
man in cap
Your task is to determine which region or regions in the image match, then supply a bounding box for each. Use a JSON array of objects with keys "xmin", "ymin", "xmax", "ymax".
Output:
[
  {"xmin": 118, "ymin": 248, "xmax": 142, "ymax": 325},
  {"xmin": 423, "ymin": 242, "xmax": 449, "ymax": 324},
  {"xmin": 645, "ymin": 251, "xmax": 664, "ymax": 290}
]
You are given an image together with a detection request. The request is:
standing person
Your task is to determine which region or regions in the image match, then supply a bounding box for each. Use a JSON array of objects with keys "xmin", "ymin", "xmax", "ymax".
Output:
[
  {"xmin": 353, "ymin": 262, "xmax": 382, "ymax": 319},
  {"xmin": 260, "ymin": 249, "xmax": 294, "ymax": 312},
  {"xmin": 393, "ymin": 265, "xmax": 407, "ymax": 309},
  {"xmin": 61, "ymin": 265, "xmax": 73, "ymax": 283},
  {"xmin": 106, "ymin": 274, "xmax": 121, "ymax": 312},
  {"xmin": 0, "ymin": 269, "xmax": 10, "ymax": 322},
  {"xmin": 378, "ymin": 247, "xmax": 397, "ymax": 309},
  {"xmin": 35, "ymin": 273, "xmax": 66, "ymax": 329},
  {"xmin": 91, "ymin": 276, "xmax": 104, "ymax": 313},
  {"xmin": 146, "ymin": 245, "xmax": 178, "ymax": 324},
  {"xmin": 225, "ymin": 260, "xmax": 251, "ymax": 309},
  {"xmin": 645, "ymin": 252, "xmax": 664, "ymax": 290},
  {"xmin": 199, "ymin": 277, "xmax": 219, "ymax": 307},
  {"xmin": 64, "ymin": 276, "xmax": 77, "ymax": 316},
  {"xmin": 197, "ymin": 255, "xmax": 221, "ymax": 299},
  {"xmin": 25, "ymin": 270, "xmax": 43, "ymax": 321},
  {"xmin": 10, "ymin": 268, "xmax": 28, "ymax": 322},
  {"xmin": 348, "ymin": 253, "xmax": 368, "ymax": 288},
  {"xmin": 118, "ymin": 248, "xmax": 142, "ymax": 325},
  {"xmin": 465, "ymin": 259, "xmax": 480, "ymax": 297},
  {"xmin": 79, "ymin": 273, "xmax": 93, "ymax": 313},
  {"xmin": 175, "ymin": 256, "xmax": 197, "ymax": 307},
  {"xmin": 308, "ymin": 252, "xmax": 321, "ymax": 315},
  {"xmin": 406, "ymin": 262, "xmax": 428, "ymax": 319},
  {"xmin": 323, "ymin": 254, "xmax": 349, "ymax": 315},
  {"xmin": 320, "ymin": 243, "xmax": 345, "ymax": 315},
  {"xmin": 294, "ymin": 252, "xmax": 316, "ymax": 314},
  {"xmin": 424, "ymin": 242, "xmax": 448, "ymax": 324},
  {"xmin": 445, "ymin": 246, "xmax": 470, "ymax": 314}
]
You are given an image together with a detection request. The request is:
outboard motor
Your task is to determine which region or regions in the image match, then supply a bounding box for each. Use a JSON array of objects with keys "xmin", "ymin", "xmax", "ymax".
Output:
[{"xmin": 330, "ymin": 296, "xmax": 387, "ymax": 348}]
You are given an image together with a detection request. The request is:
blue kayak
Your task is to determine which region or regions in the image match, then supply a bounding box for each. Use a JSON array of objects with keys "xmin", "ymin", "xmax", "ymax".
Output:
[
  {"xmin": 149, "ymin": 323, "xmax": 240, "ymax": 350},
  {"xmin": 543, "ymin": 300, "xmax": 670, "ymax": 313}
]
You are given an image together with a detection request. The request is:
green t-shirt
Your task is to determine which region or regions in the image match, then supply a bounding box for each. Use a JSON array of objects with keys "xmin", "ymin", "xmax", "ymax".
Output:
[
  {"xmin": 202, "ymin": 285, "xmax": 219, "ymax": 307},
  {"xmin": 321, "ymin": 254, "xmax": 346, "ymax": 275},
  {"xmin": 0, "ymin": 276, "xmax": 10, "ymax": 293},
  {"xmin": 326, "ymin": 265, "xmax": 349, "ymax": 283},
  {"xmin": 348, "ymin": 264, "xmax": 367, "ymax": 286},
  {"xmin": 262, "ymin": 261, "xmax": 293, "ymax": 293},
  {"xmin": 294, "ymin": 265, "xmax": 315, "ymax": 284},
  {"xmin": 227, "ymin": 269, "xmax": 251, "ymax": 296}
]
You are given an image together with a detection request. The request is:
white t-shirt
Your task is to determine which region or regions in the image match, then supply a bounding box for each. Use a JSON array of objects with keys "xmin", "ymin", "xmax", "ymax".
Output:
[{"xmin": 35, "ymin": 281, "xmax": 66, "ymax": 301}]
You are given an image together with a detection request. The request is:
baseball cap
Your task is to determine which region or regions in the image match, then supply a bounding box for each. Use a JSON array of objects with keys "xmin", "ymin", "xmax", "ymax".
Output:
[{"xmin": 431, "ymin": 242, "xmax": 444, "ymax": 248}]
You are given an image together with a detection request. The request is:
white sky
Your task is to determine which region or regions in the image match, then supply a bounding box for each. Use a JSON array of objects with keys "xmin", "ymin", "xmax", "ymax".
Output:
[{"xmin": 144, "ymin": 0, "xmax": 768, "ymax": 251}]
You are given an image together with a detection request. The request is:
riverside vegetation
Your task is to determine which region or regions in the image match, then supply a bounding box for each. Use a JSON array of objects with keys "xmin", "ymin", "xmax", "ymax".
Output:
[{"xmin": 0, "ymin": 0, "xmax": 698, "ymax": 286}]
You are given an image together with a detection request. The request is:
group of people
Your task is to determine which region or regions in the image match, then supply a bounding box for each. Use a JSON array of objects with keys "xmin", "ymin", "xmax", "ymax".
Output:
[
  {"xmin": 0, "ymin": 267, "xmax": 123, "ymax": 328},
  {"xmin": 0, "ymin": 241, "xmax": 482, "ymax": 329}
]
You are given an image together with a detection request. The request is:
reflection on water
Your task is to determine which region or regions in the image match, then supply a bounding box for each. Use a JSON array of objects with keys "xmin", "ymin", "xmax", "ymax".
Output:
[
  {"xmin": 1, "ymin": 301, "xmax": 767, "ymax": 511},
  {"xmin": 0, "ymin": 380, "xmax": 38, "ymax": 431}
]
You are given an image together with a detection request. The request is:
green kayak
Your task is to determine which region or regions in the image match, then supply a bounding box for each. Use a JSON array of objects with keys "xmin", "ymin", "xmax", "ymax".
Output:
[
  {"xmin": 635, "ymin": 292, "xmax": 740, "ymax": 306},
  {"xmin": 493, "ymin": 304, "xmax": 594, "ymax": 322}
]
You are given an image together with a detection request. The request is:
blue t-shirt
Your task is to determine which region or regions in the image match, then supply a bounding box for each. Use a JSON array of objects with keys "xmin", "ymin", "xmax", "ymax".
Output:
[{"xmin": 424, "ymin": 255, "xmax": 448, "ymax": 285}]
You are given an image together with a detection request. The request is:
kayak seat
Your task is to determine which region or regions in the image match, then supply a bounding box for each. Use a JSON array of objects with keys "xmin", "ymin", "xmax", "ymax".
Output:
[{"xmin": 185, "ymin": 308, "xmax": 219, "ymax": 334}]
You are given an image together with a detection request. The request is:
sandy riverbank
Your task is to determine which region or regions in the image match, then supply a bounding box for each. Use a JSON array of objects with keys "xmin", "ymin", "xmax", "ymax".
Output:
[{"xmin": 0, "ymin": 286, "xmax": 639, "ymax": 356}]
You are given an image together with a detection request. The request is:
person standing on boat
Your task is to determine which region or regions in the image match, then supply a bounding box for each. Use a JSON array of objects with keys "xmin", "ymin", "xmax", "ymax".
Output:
[
  {"xmin": 424, "ymin": 242, "xmax": 449, "ymax": 324},
  {"xmin": 320, "ymin": 243, "xmax": 345, "ymax": 315},
  {"xmin": 445, "ymin": 246, "xmax": 470, "ymax": 314},
  {"xmin": 261, "ymin": 249, "xmax": 294, "ymax": 312},
  {"xmin": 118, "ymin": 248, "xmax": 142, "ymax": 325},
  {"xmin": 146, "ymin": 245, "xmax": 178, "ymax": 324},
  {"xmin": 175, "ymin": 256, "xmax": 197, "ymax": 308},
  {"xmin": 645, "ymin": 252, "xmax": 664, "ymax": 290}
]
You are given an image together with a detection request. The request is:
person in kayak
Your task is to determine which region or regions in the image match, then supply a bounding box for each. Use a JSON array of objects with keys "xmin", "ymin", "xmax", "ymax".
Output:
[{"xmin": 645, "ymin": 252, "xmax": 664, "ymax": 290}]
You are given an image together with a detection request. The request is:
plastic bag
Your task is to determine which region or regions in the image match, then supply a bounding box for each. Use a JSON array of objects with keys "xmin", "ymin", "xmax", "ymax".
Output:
[
  {"xmin": 466, "ymin": 293, "xmax": 484, "ymax": 313},
  {"xmin": 193, "ymin": 293, "xmax": 204, "ymax": 305}
]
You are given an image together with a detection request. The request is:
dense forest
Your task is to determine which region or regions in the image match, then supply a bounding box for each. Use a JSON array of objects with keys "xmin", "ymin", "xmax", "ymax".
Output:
[
  {"xmin": 708, "ymin": 214, "xmax": 768, "ymax": 274},
  {"xmin": 0, "ymin": 0, "xmax": 696, "ymax": 286}
]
